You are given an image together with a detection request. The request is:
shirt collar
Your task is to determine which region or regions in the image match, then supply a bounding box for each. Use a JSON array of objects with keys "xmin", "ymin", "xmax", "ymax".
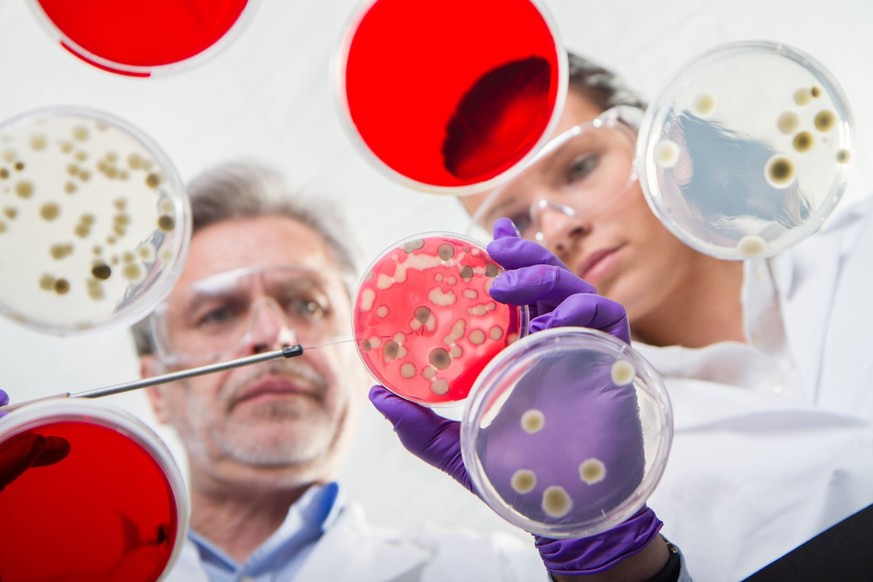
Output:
[{"xmin": 189, "ymin": 481, "xmax": 343, "ymax": 575}]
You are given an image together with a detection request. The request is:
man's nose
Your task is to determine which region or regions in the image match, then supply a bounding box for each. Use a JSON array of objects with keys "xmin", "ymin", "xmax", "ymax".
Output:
[{"xmin": 245, "ymin": 298, "xmax": 298, "ymax": 353}]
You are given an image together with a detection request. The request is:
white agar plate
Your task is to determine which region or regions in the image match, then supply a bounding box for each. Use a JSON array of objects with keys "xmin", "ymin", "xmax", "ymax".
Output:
[
  {"xmin": 637, "ymin": 41, "xmax": 853, "ymax": 260},
  {"xmin": 0, "ymin": 107, "xmax": 190, "ymax": 334}
]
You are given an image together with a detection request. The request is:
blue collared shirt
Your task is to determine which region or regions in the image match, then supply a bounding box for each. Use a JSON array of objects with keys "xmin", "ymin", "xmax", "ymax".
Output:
[{"xmin": 189, "ymin": 482, "xmax": 342, "ymax": 582}]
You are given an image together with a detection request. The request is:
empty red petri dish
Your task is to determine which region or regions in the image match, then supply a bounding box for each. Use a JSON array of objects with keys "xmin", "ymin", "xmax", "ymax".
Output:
[
  {"xmin": 354, "ymin": 233, "xmax": 527, "ymax": 406},
  {"xmin": 337, "ymin": 0, "xmax": 567, "ymax": 194},
  {"xmin": 30, "ymin": 0, "xmax": 254, "ymax": 76},
  {"xmin": 0, "ymin": 400, "xmax": 188, "ymax": 581}
]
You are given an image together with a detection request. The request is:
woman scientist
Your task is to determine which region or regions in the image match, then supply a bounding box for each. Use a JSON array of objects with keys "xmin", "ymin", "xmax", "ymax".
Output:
[{"xmin": 375, "ymin": 52, "xmax": 873, "ymax": 581}]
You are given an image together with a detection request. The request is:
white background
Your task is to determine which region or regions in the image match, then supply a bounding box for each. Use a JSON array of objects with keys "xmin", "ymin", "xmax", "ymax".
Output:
[{"xmin": 1, "ymin": 0, "xmax": 871, "ymax": 541}]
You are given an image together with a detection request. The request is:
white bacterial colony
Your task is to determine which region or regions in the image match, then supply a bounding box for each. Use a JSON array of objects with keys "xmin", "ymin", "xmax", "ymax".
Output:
[
  {"xmin": 611, "ymin": 359, "xmax": 635, "ymax": 386},
  {"xmin": 737, "ymin": 235, "xmax": 767, "ymax": 258},
  {"xmin": 654, "ymin": 140, "xmax": 680, "ymax": 169},
  {"xmin": 520, "ymin": 409, "xmax": 545, "ymax": 434},
  {"xmin": 579, "ymin": 458, "xmax": 606, "ymax": 485}
]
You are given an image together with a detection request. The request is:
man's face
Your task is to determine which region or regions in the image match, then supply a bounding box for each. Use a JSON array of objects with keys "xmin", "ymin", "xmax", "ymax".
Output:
[
  {"xmin": 461, "ymin": 90, "xmax": 702, "ymax": 327},
  {"xmin": 145, "ymin": 216, "xmax": 363, "ymax": 488}
]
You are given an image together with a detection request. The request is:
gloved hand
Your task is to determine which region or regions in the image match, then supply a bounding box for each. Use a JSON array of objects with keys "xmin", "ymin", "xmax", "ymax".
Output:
[
  {"xmin": 371, "ymin": 382, "xmax": 661, "ymax": 576},
  {"xmin": 486, "ymin": 218, "xmax": 630, "ymax": 342},
  {"xmin": 0, "ymin": 389, "xmax": 72, "ymax": 492},
  {"xmin": 370, "ymin": 218, "xmax": 664, "ymax": 577}
]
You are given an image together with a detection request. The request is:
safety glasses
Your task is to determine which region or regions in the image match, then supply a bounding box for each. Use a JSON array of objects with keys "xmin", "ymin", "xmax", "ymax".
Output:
[
  {"xmin": 468, "ymin": 106, "xmax": 643, "ymax": 245},
  {"xmin": 150, "ymin": 265, "xmax": 337, "ymax": 366}
]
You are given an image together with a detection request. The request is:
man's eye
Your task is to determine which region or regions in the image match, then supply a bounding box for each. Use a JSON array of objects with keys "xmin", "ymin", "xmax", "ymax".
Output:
[
  {"xmin": 285, "ymin": 296, "xmax": 328, "ymax": 319},
  {"xmin": 567, "ymin": 154, "xmax": 599, "ymax": 183},
  {"xmin": 195, "ymin": 305, "xmax": 240, "ymax": 327}
]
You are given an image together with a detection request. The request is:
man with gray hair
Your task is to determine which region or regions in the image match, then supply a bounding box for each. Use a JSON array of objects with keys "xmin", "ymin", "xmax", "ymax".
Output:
[{"xmin": 133, "ymin": 160, "xmax": 557, "ymax": 580}]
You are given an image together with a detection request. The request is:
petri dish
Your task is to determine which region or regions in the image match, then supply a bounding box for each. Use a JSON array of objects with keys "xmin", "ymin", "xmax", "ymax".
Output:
[
  {"xmin": 29, "ymin": 0, "xmax": 255, "ymax": 77},
  {"xmin": 336, "ymin": 0, "xmax": 567, "ymax": 195},
  {"xmin": 354, "ymin": 232, "xmax": 527, "ymax": 406},
  {"xmin": 0, "ymin": 106, "xmax": 190, "ymax": 335},
  {"xmin": 637, "ymin": 41, "xmax": 854, "ymax": 260},
  {"xmin": 461, "ymin": 327, "xmax": 672, "ymax": 538},
  {"xmin": 0, "ymin": 399, "xmax": 188, "ymax": 581}
]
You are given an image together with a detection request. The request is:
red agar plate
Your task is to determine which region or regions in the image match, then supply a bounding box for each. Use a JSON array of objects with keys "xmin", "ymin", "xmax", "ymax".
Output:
[
  {"xmin": 354, "ymin": 233, "xmax": 527, "ymax": 406},
  {"xmin": 0, "ymin": 400, "xmax": 188, "ymax": 581},
  {"xmin": 338, "ymin": 0, "xmax": 567, "ymax": 194},
  {"xmin": 30, "ymin": 0, "xmax": 253, "ymax": 76}
]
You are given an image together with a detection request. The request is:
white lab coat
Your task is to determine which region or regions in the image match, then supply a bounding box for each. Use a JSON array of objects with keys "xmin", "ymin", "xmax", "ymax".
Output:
[
  {"xmin": 162, "ymin": 501, "xmax": 552, "ymax": 582},
  {"xmin": 639, "ymin": 183, "xmax": 873, "ymax": 581}
]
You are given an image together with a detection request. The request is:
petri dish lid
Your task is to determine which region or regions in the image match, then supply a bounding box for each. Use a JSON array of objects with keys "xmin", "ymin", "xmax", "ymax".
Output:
[
  {"xmin": 637, "ymin": 40, "xmax": 854, "ymax": 260},
  {"xmin": 461, "ymin": 327, "xmax": 672, "ymax": 538},
  {"xmin": 0, "ymin": 106, "xmax": 191, "ymax": 335},
  {"xmin": 335, "ymin": 0, "xmax": 567, "ymax": 195},
  {"xmin": 29, "ymin": 0, "xmax": 257, "ymax": 77},
  {"xmin": 0, "ymin": 399, "xmax": 189, "ymax": 581},
  {"xmin": 353, "ymin": 232, "xmax": 528, "ymax": 407}
]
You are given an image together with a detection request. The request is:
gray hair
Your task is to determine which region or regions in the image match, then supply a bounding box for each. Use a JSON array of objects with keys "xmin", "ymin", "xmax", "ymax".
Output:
[
  {"xmin": 132, "ymin": 160, "xmax": 361, "ymax": 356},
  {"xmin": 566, "ymin": 52, "xmax": 647, "ymax": 112}
]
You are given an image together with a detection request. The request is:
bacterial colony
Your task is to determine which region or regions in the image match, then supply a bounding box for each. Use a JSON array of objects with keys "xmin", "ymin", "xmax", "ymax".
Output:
[
  {"xmin": 652, "ymin": 82, "xmax": 850, "ymax": 259},
  {"xmin": 0, "ymin": 111, "xmax": 181, "ymax": 331},
  {"xmin": 354, "ymin": 234, "xmax": 524, "ymax": 406}
]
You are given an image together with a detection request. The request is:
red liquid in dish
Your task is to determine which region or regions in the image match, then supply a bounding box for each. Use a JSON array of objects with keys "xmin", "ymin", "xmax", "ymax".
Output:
[
  {"xmin": 354, "ymin": 235, "xmax": 523, "ymax": 405},
  {"xmin": 0, "ymin": 420, "xmax": 179, "ymax": 581},
  {"xmin": 343, "ymin": 0, "xmax": 562, "ymax": 189},
  {"xmin": 35, "ymin": 0, "xmax": 249, "ymax": 75}
]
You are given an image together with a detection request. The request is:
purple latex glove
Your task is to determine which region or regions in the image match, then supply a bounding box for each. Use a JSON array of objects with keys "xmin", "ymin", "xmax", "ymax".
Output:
[
  {"xmin": 371, "ymin": 386, "xmax": 661, "ymax": 575},
  {"xmin": 371, "ymin": 218, "xmax": 664, "ymax": 575},
  {"xmin": 0, "ymin": 388, "xmax": 8, "ymax": 418},
  {"xmin": 487, "ymin": 218, "xmax": 630, "ymax": 342},
  {"xmin": 370, "ymin": 385, "xmax": 473, "ymax": 492}
]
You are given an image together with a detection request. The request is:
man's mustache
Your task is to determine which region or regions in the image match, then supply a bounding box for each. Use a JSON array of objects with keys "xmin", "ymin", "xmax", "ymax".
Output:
[{"xmin": 220, "ymin": 358, "xmax": 328, "ymax": 409}]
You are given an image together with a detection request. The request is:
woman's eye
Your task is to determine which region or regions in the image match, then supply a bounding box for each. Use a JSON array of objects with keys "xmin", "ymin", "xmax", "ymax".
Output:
[
  {"xmin": 507, "ymin": 212, "xmax": 533, "ymax": 237},
  {"xmin": 567, "ymin": 154, "xmax": 599, "ymax": 183}
]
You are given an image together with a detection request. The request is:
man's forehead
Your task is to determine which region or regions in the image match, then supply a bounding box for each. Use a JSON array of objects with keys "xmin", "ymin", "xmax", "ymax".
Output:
[{"xmin": 175, "ymin": 217, "xmax": 344, "ymax": 291}]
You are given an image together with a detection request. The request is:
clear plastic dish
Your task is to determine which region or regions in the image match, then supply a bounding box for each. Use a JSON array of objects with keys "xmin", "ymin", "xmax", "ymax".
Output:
[
  {"xmin": 335, "ymin": 0, "xmax": 567, "ymax": 195},
  {"xmin": 29, "ymin": 0, "xmax": 256, "ymax": 77},
  {"xmin": 353, "ymin": 232, "xmax": 528, "ymax": 406},
  {"xmin": 0, "ymin": 399, "xmax": 189, "ymax": 581},
  {"xmin": 461, "ymin": 327, "xmax": 672, "ymax": 538},
  {"xmin": 637, "ymin": 41, "xmax": 854, "ymax": 260},
  {"xmin": 0, "ymin": 106, "xmax": 190, "ymax": 335}
]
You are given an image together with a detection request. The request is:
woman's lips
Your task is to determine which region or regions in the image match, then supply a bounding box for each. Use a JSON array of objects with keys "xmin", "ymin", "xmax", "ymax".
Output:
[{"xmin": 576, "ymin": 246, "xmax": 622, "ymax": 283}]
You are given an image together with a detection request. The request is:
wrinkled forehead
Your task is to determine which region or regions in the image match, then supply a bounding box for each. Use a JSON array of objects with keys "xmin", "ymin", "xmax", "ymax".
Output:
[
  {"xmin": 165, "ymin": 217, "xmax": 351, "ymax": 306},
  {"xmin": 160, "ymin": 264, "xmax": 335, "ymax": 315}
]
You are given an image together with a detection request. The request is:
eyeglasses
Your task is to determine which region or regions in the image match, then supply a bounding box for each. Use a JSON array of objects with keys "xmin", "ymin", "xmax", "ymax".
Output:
[
  {"xmin": 150, "ymin": 265, "xmax": 338, "ymax": 365},
  {"xmin": 468, "ymin": 106, "xmax": 642, "ymax": 246}
]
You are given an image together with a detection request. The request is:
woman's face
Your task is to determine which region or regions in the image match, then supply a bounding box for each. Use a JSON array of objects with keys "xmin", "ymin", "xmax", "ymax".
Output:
[{"xmin": 461, "ymin": 90, "xmax": 702, "ymax": 326}]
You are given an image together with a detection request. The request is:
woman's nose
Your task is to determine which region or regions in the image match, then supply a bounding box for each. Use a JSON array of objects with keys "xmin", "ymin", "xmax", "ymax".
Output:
[{"xmin": 532, "ymin": 198, "xmax": 590, "ymax": 256}]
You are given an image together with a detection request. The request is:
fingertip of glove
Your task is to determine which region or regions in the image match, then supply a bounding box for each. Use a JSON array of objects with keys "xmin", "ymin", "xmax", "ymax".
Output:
[
  {"xmin": 368, "ymin": 385, "xmax": 391, "ymax": 405},
  {"xmin": 492, "ymin": 217, "xmax": 520, "ymax": 239},
  {"xmin": 369, "ymin": 385, "xmax": 413, "ymax": 419}
]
